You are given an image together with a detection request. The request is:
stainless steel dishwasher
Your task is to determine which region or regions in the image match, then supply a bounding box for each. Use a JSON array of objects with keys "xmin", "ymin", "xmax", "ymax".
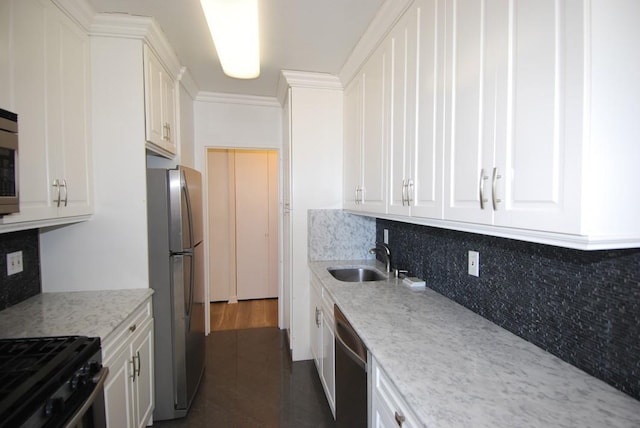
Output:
[{"xmin": 334, "ymin": 304, "xmax": 368, "ymax": 427}]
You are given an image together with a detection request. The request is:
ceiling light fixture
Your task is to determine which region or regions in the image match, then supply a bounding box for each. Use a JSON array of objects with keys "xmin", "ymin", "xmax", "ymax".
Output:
[{"xmin": 200, "ymin": 0, "xmax": 260, "ymax": 79}]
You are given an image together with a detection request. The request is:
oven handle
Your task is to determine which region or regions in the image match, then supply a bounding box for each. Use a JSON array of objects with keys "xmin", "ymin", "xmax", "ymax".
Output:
[{"xmin": 63, "ymin": 366, "xmax": 109, "ymax": 428}]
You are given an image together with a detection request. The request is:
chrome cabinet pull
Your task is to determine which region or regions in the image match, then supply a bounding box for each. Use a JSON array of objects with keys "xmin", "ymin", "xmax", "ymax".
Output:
[
  {"xmin": 162, "ymin": 123, "xmax": 171, "ymax": 141},
  {"xmin": 60, "ymin": 179, "xmax": 68, "ymax": 207},
  {"xmin": 52, "ymin": 179, "xmax": 61, "ymax": 207},
  {"xmin": 355, "ymin": 186, "xmax": 360, "ymax": 205},
  {"xmin": 394, "ymin": 411, "xmax": 406, "ymax": 426},
  {"xmin": 407, "ymin": 179, "xmax": 414, "ymax": 206},
  {"xmin": 492, "ymin": 167, "xmax": 502, "ymax": 210},
  {"xmin": 135, "ymin": 351, "xmax": 141, "ymax": 377},
  {"xmin": 401, "ymin": 179, "xmax": 407, "ymax": 206},
  {"xmin": 129, "ymin": 357, "xmax": 137, "ymax": 382},
  {"xmin": 479, "ymin": 169, "xmax": 489, "ymax": 209}
]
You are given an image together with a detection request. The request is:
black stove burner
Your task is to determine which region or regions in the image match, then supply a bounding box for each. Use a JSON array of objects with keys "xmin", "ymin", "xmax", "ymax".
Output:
[{"xmin": 0, "ymin": 336, "xmax": 102, "ymax": 428}]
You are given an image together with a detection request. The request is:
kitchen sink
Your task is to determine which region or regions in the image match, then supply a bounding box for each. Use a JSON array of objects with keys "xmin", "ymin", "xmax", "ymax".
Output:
[{"xmin": 327, "ymin": 267, "xmax": 387, "ymax": 282}]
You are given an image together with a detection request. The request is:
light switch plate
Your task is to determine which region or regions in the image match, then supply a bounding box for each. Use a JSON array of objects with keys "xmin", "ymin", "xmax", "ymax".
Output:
[
  {"xmin": 7, "ymin": 251, "xmax": 23, "ymax": 276},
  {"xmin": 468, "ymin": 251, "xmax": 479, "ymax": 277}
]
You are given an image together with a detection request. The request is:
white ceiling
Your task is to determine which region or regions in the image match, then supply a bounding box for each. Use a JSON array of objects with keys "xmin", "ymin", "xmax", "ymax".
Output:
[{"xmin": 88, "ymin": 0, "xmax": 385, "ymax": 97}]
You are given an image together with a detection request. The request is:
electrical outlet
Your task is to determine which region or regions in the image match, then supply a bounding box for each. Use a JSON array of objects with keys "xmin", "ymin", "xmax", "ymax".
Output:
[
  {"xmin": 383, "ymin": 229, "xmax": 389, "ymax": 244},
  {"xmin": 7, "ymin": 251, "xmax": 23, "ymax": 276},
  {"xmin": 468, "ymin": 251, "xmax": 479, "ymax": 277}
]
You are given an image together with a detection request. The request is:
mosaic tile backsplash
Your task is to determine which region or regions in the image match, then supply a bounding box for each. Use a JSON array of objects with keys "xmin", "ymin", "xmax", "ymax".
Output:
[
  {"xmin": 308, "ymin": 210, "xmax": 376, "ymax": 261},
  {"xmin": 0, "ymin": 229, "xmax": 41, "ymax": 311},
  {"xmin": 376, "ymin": 219, "xmax": 640, "ymax": 401}
]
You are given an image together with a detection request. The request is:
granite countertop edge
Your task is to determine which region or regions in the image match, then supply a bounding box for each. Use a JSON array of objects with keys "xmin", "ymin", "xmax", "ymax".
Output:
[
  {"xmin": 0, "ymin": 289, "xmax": 154, "ymax": 344},
  {"xmin": 309, "ymin": 259, "xmax": 640, "ymax": 428}
]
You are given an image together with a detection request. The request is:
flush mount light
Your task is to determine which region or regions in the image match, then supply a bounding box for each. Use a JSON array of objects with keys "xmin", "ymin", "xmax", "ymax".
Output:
[{"xmin": 200, "ymin": 0, "xmax": 260, "ymax": 79}]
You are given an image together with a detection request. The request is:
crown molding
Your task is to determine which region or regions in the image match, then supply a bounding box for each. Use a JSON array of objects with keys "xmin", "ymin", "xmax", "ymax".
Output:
[
  {"xmin": 339, "ymin": 0, "xmax": 414, "ymax": 87},
  {"xmin": 90, "ymin": 13, "xmax": 182, "ymax": 79},
  {"xmin": 276, "ymin": 70, "xmax": 343, "ymax": 106},
  {"xmin": 196, "ymin": 92, "xmax": 281, "ymax": 108},
  {"xmin": 52, "ymin": 0, "xmax": 96, "ymax": 31},
  {"xmin": 178, "ymin": 67, "xmax": 200, "ymax": 100}
]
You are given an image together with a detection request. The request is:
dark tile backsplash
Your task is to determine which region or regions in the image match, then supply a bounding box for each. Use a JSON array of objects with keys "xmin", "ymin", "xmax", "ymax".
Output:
[
  {"xmin": 0, "ymin": 229, "xmax": 41, "ymax": 311},
  {"xmin": 376, "ymin": 219, "xmax": 640, "ymax": 401}
]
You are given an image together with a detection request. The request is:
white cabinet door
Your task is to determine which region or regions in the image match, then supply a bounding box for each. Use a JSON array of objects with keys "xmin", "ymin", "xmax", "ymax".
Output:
[
  {"xmin": 144, "ymin": 45, "xmax": 177, "ymax": 157},
  {"xmin": 360, "ymin": 45, "xmax": 387, "ymax": 213},
  {"xmin": 309, "ymin": 277, "xmax": 322, "ymax": 370},
  {"xmin": 409, "ymin": 0, "xmax": 445, "ymax": 219},
  {"xmin": 343, "ymin": 77, "xmax": 362, "ymax": 210},
  {"xmin": 47, "ymin": 1, "xmax": 92, "ymax": 218},
  {"xmin": 104, "ymin": 343, "xmax": 135, "ymax": 428},
  {"xmin": 443, "ymin": 0, "xmax": 494, "ymax": 225},
  {"xmin": 132, "ymin": 320, "xmax": 154, "ymax": 428},
  {"xmin": 492, "ymin": 0, "xmax": 583, "ymax": 234},
  {"xmin": 370, "ymin": 356, "xmax": 420, "ymax": 428}
]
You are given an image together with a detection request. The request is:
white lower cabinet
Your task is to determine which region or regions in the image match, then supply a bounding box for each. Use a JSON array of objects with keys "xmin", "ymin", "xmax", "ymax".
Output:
[
  {"xmin": 371, "ymin": 356, "xmax": 420, "ymax": 428},
  {"xmin": 103, "ymin": 299, "xmax": 154, "ymax": 428},
  {"xmin": 309, "ymin": 272, "xmax": 336, "ymax": 417}
]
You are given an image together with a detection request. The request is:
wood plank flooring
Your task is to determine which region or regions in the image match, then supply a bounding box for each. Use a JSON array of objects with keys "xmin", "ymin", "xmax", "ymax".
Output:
[{"xmin": 210, "ymin": 298, "xmax": 278, "ymax": 331}]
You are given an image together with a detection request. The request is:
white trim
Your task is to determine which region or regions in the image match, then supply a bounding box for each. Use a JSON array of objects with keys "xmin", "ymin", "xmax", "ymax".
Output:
[
  {"xmin": 196, "ymin": 91, "xmax": 281, "ymax": 108},
  {"xmin": 339, "ymin": 0, "xmax": 414, "ymax": 88},
  {"xmin": 52, "ymin": 0, "xmax": 96, "ymax": 31},
  {"xmin": 178, "ymin": 67, "xmax": 200, "ymax": 100},
  {"xmin": 277, "ymin": 70, "xmax": 342, "ymax": 105},
  {"xmin": 90, "ymin": 14, "xmax": 182, "ymax": 79},
  {"xmin": 346, "ymin": 210, "xmax": 640, "ymax": 251}
]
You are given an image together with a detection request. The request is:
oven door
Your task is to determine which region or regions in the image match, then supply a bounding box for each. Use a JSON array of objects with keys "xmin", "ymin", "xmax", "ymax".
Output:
[{"xmin": 63, "ymin": 367, "xmax": 108, "ymax": 428}]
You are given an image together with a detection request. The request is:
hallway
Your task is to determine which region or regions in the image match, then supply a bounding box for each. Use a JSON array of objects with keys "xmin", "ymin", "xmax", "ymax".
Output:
[{"xmin": 154, "ymin": 327, "xmax": 336, "ymax": 428}]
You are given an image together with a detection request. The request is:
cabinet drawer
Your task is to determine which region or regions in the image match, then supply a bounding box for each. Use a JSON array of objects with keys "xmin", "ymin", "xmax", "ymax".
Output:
[
  {"xmin": 371, "ymin": 357, "xmax": 420, "ymax": 428},
  {"xmin": 103, "ymin": 298, "xmax": 153, "ymax": 363}
]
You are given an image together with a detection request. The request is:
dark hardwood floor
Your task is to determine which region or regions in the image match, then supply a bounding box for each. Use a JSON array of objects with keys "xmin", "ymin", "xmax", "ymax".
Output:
[{"xmin": 154, "ymin": 327, "xmax": 336, "ymax": 428}]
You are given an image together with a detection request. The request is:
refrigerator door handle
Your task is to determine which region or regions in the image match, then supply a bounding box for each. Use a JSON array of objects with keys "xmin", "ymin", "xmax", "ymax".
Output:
[{"xmin": 182, "ymin": 171, "xmax": 196, "ymax": 249}]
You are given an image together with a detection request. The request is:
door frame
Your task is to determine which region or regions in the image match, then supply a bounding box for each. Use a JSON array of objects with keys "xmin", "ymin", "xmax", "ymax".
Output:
[{"xmin": 202, "ymin": 145, "xmax": 283, "ymax": 335}]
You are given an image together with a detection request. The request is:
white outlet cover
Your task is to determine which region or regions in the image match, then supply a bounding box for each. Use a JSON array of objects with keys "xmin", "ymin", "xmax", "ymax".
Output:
[
  {"xmin": 7, "ymin": 251, "xmax": 23, "ymax": 276},
  {"xmin": 468, "ymin": 250, "xmax": 479, "ymax": 277}
]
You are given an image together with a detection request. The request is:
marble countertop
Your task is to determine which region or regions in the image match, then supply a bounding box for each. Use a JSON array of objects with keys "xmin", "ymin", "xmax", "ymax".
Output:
[
  {"xmin": 0, "ymin": 289, "xmax": 154, "ymax": 343},
  {"xmin": 309, "ymin": 260, "xmax": 640, "ymax": 428}
]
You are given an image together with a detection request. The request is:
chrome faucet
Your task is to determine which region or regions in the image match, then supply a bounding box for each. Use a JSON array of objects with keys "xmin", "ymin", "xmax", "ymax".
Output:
[{"xmin": 369, "ymin": 242, "xmax": 392, "ymax": 273}]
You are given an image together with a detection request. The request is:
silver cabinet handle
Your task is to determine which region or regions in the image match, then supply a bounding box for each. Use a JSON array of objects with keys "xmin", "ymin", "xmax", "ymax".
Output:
[
  {"xmin": 52, "ymin": 179, "xmax": 61, "ymax": 207},
  {"xmin": 407, "ymin": 179, "xmax": 414, "ymax": 206},
  {"xmin": 60, "ymin": 179, "xmax": 68, "ymax": 207},
  {"xmin": 135, "ymin": 351, "xmax": 141, "ymax": 377},
  {"xmin": 355, "ymin": 187, "xmax": 360, "ymax": 205},
  {"xmin": 395, "ymin": 411, "xmax": 406, "ymax": 426},
  {"xmin": 129, "ymin": 356, "xmax": 137, "ymax": 382},
  {"xmin": 163, "ymin": 123, "xmax": 171, "ymax": 141},
  {"xmin": 492, "ymin": 167, "xmax": 502, "ymax": 210},
  {"xmin": 479, "ymin": 169, "xmax": 489, "ymax": 209},
  {"xmin": 401, "ymin": 179, "xmax": 407, "ymax": 206}
]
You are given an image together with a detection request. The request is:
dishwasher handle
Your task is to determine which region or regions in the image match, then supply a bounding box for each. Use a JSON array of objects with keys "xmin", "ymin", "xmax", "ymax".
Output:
[{"xmin": 335, "ymin": 306, "xmax": 367, "ymax": 371}]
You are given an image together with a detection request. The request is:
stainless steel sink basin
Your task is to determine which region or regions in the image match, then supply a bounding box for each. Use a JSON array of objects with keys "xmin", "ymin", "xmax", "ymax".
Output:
[{"xmin": 327, "ymin": 267, "xmax": 387, "ymax": 282}]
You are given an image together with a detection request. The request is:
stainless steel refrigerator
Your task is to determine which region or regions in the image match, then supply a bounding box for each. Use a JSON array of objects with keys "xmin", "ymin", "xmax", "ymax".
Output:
[{"xmin": 147, "ymin": 165, "xmax": 205, "ymax": 421}]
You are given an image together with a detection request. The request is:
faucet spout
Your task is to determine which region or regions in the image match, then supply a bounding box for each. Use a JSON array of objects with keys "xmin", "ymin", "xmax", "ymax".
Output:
[{"xmin": 369, "ymin": 242, "xmax": 392, "ymax": 273}]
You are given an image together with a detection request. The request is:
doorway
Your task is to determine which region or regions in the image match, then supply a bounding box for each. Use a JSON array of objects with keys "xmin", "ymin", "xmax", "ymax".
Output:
[{"xmin": 207, "ymin": 149, "xmax": 279, "ymax": 303}]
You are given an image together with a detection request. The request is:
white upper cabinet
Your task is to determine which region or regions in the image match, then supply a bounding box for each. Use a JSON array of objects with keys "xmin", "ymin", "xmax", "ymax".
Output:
[
  {"xmin": 0, "ymin": 0, "xmax": 93, "ymax": 230},
  {"xmin": 343, "ymin": 46, "xmax": 388, "ymax": 214},
  {"xmin": 387, "ymin": 0, "xmax": 444, "ymax": 219},
  {"xmin": 444, "ymin": 0, "xmax": 583, "ymax": 233},
  {"xmin": 144, "ymin": 45, "xmax": 177, "ymax": 157},
  {"xmin": 343, "ymin": 0, "xmax": 640, "ymax": 249}
]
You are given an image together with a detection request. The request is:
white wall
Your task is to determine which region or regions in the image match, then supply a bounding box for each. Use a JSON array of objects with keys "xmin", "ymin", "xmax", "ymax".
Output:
[{"xmin": 193, "ymin": 94, "xmax": 283, "ymax": 332}]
